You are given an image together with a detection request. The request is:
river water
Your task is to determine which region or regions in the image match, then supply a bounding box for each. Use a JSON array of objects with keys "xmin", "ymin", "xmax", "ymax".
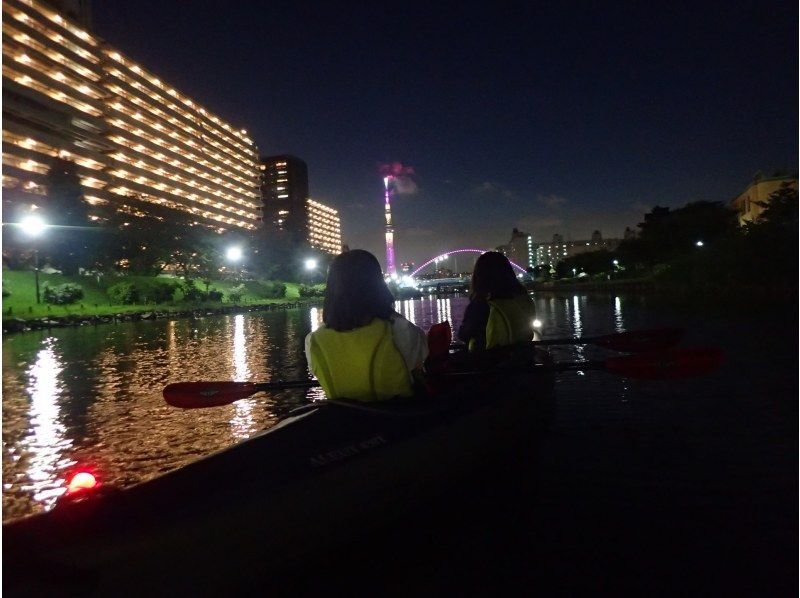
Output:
[{"xmin": 2, "ymin": 293, "xmax": 796, "ymax": 590}]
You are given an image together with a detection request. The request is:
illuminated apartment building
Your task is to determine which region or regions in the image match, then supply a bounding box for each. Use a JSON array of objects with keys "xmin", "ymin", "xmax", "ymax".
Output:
[
  {"xmin": 306, "ymin": 198, "xmax": 342, "ymax": 255},
  {"xmin": 2, "ymin": 0, "xmax": 261, "ymax": 232},
  {"xmin": 260, "ymin": 155, "xmax": 308, "ymax": 239}
]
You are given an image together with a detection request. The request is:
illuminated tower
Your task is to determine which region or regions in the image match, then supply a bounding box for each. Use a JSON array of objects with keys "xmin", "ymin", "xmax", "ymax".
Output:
[{"xmin": 383, "ymin": 176, "xmax": 396, "ymax": 275}]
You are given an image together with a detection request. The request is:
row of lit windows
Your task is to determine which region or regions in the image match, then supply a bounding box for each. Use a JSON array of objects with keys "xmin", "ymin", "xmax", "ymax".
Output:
[
  {"xmin": 308, "ymin": 199, "xmax": 338, "ymax": 215},
  {"xmin": 2, "ymin": 174, "xmax": 46, "ymax": 195},
  {"xmin": 105, "ymin": 109, "xmax": 259, "ymax": 200},
  {"xmin": 106, "ymin": 185, "xmax": 257, "ymax": 230},
  {"xmin": 5, "ymin": 21, "xmax": 99, "ymax": 81},
  {"xmin": 5, "ymin": 64, "xmax": 102, "ymax": 117},
  {"xmin": 3, "ymin": 131, "xmax": 105, "ymax": 170},
  {"xmin": 103, "ymin": 84, "xmax": 258, "ymax": 185},
  {"xmin": 12, "ymin": 0, "xmax": 98, "ymax": 48},
  {"xmin": 106, "ymin": 149, "xmax": 260, "ymax": 220},
  {"xmin": 103, "ymin": 49, "xmax": 256, "ymax": 159},
  {"xmin": 106, "ymin": 134, "xmax": 259, "ymax": 212},
  {"xmin": 103, "ymin": 67, "xmax": 257, "ymax": 173},
  {"xmin": 4, "ymin": 12, "xmax": 96, "ymax": 67},
  {"xmin": 107, "ymin": 165, "xmax": 254, "ymax": 220}
]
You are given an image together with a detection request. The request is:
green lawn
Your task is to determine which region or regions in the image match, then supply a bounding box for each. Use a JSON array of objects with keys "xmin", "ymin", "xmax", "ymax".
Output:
[{"xmin": 2, "ymin": 270, "xmax": 317, "ymax": 320}]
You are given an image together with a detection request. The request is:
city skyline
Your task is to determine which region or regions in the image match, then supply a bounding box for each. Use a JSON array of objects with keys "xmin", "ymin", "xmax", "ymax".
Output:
[{"xmin": 87, "ymin": 1, "xmax": 797, "ymax": 265}]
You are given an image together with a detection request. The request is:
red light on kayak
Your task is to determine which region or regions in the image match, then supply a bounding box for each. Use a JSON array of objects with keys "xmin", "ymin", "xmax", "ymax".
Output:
[{"xmin": 66, "ymin": 471, "xmax": 99, "ymax": 494}]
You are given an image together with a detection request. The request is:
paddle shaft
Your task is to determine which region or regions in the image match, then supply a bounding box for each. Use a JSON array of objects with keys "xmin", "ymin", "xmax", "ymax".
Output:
[{"xmin": 163, "ymin": 346, "xmax": 722, "ymax": 408}]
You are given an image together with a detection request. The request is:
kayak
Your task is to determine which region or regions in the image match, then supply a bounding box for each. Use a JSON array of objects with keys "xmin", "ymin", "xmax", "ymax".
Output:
[{"xmin": 3, "ymin": 349, "xmax": 555, "ymax": 596}]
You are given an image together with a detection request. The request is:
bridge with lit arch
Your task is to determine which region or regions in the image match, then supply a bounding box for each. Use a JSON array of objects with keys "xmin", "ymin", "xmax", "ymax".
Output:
[{"xmin": 408, "ymin": 248, "xmax": 527, "ymax": 278}]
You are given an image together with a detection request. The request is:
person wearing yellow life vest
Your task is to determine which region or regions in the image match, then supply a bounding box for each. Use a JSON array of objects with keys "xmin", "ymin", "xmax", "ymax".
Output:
[
  {"xmin": 305, "ymin": 250, "xmax": 428, "ymax": 401},
  {"xmin": 457, "ymin": 251, "xmax": 535, "ymax": 351}
]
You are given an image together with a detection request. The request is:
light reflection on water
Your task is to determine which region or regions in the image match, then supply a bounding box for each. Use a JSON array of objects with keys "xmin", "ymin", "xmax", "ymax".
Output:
[
  {"xmin": 22, "ymin": 339, "xmax": 72, "ymax": 508},
  {"xmin": 230, "ymin": 315, "xmax": 256, "ymax": 440},
  {"xmin": 14, "ymin": 293, "xmax": 775, "ymax": 523}
]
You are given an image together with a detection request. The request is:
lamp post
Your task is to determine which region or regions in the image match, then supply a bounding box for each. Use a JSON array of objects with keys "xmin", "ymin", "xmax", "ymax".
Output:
[{"xmin": 20, "ymin": 215, "xmax": 46, "ymax": 304}]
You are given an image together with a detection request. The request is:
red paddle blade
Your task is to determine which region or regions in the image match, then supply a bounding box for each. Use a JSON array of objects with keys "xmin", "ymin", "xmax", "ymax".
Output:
[
  {"xmin": 163, "ymin": 382, "xmax": 259, "ymax": 408},
  {"xmin": 596, "ymin": 327, "xmax": 684, "ymax": 353},
  {"xmin": 604, "ymin": 347, "xmax": 724, "ymax": 379},
  {"xmin": 427, "ymin": 321, "xmax": 452, "ymax": 360}
]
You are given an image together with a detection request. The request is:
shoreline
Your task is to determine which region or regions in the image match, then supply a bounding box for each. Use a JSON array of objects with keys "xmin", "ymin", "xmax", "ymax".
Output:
[{"xmin": 2, "ymin": 298, "xmax": 322, "ymax": 335}]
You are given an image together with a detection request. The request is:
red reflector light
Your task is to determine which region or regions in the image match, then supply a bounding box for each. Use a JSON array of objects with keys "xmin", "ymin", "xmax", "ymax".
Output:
[{"xmin": 66, "ymin": 471, "xmax": 98, "ymax": 494}]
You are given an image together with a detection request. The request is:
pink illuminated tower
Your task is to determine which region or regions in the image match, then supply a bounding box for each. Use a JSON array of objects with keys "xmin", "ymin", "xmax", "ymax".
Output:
[{"xmin": 383, "ymin": 175, "xmax": 396, "ymax": 275}]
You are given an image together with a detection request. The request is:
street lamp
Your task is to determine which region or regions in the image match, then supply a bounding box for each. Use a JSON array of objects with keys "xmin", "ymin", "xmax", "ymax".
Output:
[
  {"xmin": 304, "ymin": 258, "xmax": 318, "ymax": 271},
  {"xmin": 226, "ymin": 246, "xmax": 243, "ymax": 281},
  {"xmin": 226, "ymin": 246, "xmax": 243, "ymax": 262},
  {"xmin": 20, "ymin": 215, "xmax": 46, "ymax": 304},
  {"xmin": 695, "ymin": 240, "xmax": 704, "ymax": 247}
]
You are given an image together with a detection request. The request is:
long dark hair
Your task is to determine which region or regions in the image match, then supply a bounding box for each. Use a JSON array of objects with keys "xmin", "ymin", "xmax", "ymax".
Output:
[
  {"xmin": 323, "ymin": 249, "xmax": 395, "ymax": 331},
  {"xmin": 469, "ymin": 251, "xmax": 526, "ymax": 301}
]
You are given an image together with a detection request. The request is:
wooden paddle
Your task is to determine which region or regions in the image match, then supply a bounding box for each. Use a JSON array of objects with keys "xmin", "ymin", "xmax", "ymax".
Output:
[{"xmin": 163, "ymin": 346, "xmax": 723, "ymax": 409}]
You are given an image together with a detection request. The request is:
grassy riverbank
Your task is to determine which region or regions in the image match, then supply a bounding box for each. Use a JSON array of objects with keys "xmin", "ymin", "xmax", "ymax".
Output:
[{"xmin": 1, "ymin": 270, "xmax": 317, "ymax": 321}]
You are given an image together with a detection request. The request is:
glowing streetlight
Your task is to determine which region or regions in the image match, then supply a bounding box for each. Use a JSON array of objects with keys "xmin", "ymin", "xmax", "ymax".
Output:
[
  {"xmin": 226, "ymin": 246, "xmax": 243, "ymax": 262},
  {"xmin": 304, "ymin": 258, "xmax": 318, "ymax": 271},
  {"xmin": 695, "ymin": 240, "xmax": 704, "ymax": 247},
  {"xmin": 19, "ymin": 215, "xmax": 47, "ymax": 304},
  {"xmin": 20, "ymin": 215, "xmax": 46, "ymax": 237},
  {"xmin": 612, "ymin": 259, "xmax": 619, "ymax": 266}
]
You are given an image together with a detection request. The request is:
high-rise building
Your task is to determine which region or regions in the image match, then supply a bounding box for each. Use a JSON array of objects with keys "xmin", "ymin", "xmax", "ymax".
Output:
[
  {"xmin": 259, "ymin": 155, "xmax": 308, "ymax": 240},
  {"xmin": 306, "ymin": 198, "xmax": 341, "ymax": 255},
  {"xmin": 506, "ymin": 228, "xmax": 534, "ymax": 269},
  {"xmin": 533, "ymin": 231, "xmax": 621, "ymax": 266},
  {"xmin": 2, "ymin": 0, "xmax": 262, "ymax": 232}
]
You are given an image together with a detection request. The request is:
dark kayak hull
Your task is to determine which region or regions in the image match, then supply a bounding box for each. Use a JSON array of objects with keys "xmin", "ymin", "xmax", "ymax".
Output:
[{"xmin": 3, "ymin": 366, "xmax": 554, "ymax": 595}]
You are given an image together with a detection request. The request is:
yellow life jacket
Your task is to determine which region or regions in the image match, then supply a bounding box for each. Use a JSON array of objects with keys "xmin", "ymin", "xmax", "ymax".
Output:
[
  {"xmin": 308, "ymin": 318, "xmax": 414, "ymax": 401},
  {"xmin": 479, "ymin": 294, "xmax": 536, "ymax": 350}
]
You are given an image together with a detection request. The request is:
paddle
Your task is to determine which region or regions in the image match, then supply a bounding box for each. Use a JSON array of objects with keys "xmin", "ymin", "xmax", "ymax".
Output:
[
  {"xmin": 553, "ymin": 346, "xmax": 724, "ymax": 379},
  {"xmin": 163, "ymin": 347, "xmax": 722, "ymax": 409},
  {"xmin": 449, "ymin": 327, "xmax": 684, "ymax": 353}
]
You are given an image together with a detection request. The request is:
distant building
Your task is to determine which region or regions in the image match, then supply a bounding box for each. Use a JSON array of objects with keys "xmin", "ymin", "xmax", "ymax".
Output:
[
  {"xmin": 259, "ymin": 156, "xmax": 342, "ymax": 255},
  {"xmin": 400, "ymin": 262, "xmax": 415, "ymax": 274},
  {"xmin": 506, "ymin": 228, "xmax": 534, "ymax": 269},
  {"xmin": 306, "ymin": 198, "xmax": 342, "ymax": 255},
  {"xmin": 534, "ymin": 231, "xmax": 621, "ymax": 266},
  {"xmin": 260, "ymin": 155, "xmax": 309, "ymax": 241},
  {"xmin": 730, "ymin": 174, "xmax": 797, "ymax": 225}
]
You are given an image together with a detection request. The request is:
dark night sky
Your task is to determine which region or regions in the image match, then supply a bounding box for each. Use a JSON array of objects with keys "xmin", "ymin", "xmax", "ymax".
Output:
[{"xmin": 93, "ymin": 1, "xmax": 797, "ymax": 266}]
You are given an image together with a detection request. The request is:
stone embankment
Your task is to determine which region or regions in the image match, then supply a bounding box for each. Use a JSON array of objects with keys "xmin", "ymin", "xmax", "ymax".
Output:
[{"xmin": 2, "ymin": 301, "xmax": 318, "ymax": 334}]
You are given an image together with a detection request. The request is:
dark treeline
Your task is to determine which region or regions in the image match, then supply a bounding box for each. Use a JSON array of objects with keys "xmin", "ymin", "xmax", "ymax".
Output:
[{"xmin": 537, "ymin": 184, "xmax": 797, "ymax": 298}]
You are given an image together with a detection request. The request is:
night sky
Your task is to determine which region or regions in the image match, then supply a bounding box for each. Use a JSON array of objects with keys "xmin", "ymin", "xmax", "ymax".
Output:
[{"xmin": 93, "ymin": 1, "xmax": 797, "ymax": 266}]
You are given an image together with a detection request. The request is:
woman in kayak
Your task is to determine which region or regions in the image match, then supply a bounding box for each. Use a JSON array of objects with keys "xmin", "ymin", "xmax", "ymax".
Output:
[
  {"xmin": 458, "ymin": 251, "xmax": 536, "ymax": 351},
  {"xmin": 305, "ymin": 249, "xmax": 428, "ymax": 401}
]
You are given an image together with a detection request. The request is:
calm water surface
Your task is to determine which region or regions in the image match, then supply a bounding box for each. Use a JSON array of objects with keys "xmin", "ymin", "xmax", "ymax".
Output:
[{"xmin": 2, "ymin": 291, "xmax": 796, "ymax": 565}]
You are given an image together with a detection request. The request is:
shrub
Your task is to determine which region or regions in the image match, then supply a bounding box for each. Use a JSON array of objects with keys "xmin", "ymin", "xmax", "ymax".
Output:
[
  {"xmin": 180, "ymin": 279, "xmax": 207, "ymax": 302},
  {"xmin": 298, "ymin": 284, "xmax": 325, "ymax": 297},
  {"xmin": 43, "ymin": 282, "xmax": 84, "ymax": 305},
  {"xmin": 139, "ymin": 280, "xmax": 178, "ymax": 303},
  {"xmin": 248, "ymin": 280, "xmax": 286, "ymax": 299},
  {"xmin": 107, "ymin": 281, "xmax": 138, "ymax": 304},
  {"xmin": 227, "ymin": 284, "xmax": 246, "ymax": 303},
  {"xmin": 207, "ymin": 289, "xmax": 223, "ymax": 302},
  {"xmin": 2, "ymin": 285, "xmax": 9, "ymax": 298}
]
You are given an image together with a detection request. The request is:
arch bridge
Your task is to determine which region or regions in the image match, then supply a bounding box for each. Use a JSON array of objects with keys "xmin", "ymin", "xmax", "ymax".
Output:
[{"xmin": 409, "ymin": 248, "xmax": 527, "ymax": 279}]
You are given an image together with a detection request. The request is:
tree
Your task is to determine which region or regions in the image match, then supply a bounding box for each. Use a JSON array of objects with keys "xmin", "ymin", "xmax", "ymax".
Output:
[
  {"xmin": 752, "ymin": 183, "xmax": 798, "ymax": 229},
  {"xmin": 41, "ymin": 157, "xmax": 97, "ymax": 274},
  {"xmin": 618, "ymin": 201, "xmax": 738, "ymax": 269}
]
